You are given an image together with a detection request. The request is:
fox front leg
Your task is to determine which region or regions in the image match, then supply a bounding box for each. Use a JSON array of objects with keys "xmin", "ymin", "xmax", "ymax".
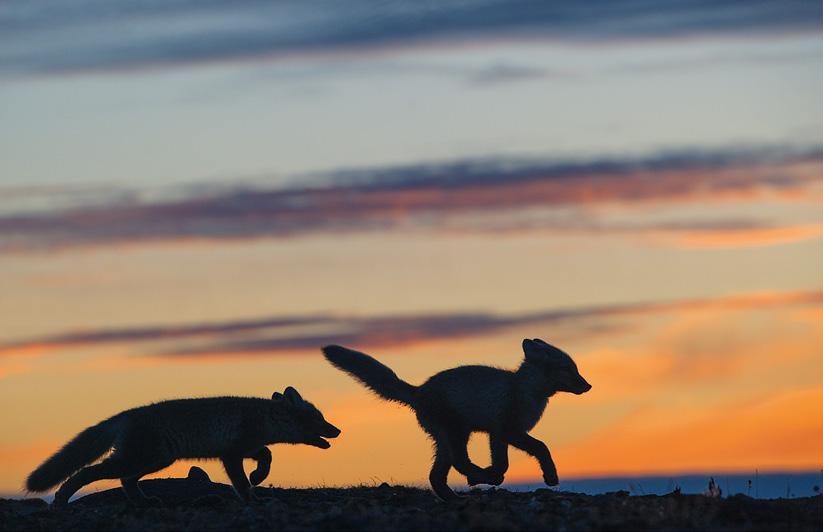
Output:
[
  {"xmin": 483, "ymin": 433, "xmax": 509, "ymax": 485},
  {"xmin": 247, "ymin": 447, "xmax": 272, "ymax": 486},
  {"xmin": 509, "ymin": 433, "xmax": 558, "ymax": 486}
]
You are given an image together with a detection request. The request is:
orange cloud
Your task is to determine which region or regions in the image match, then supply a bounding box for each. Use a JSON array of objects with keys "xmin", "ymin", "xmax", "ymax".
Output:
[
  {"xmin": 0, "ymin": 344, "xmax": 52, "ymax": 380},
  {"xmin": 0, "ymin": 360, "xmax": 32, "ymax": 381},
  {"xmin": 663, "ymin": 223, "xmax": 823, "ymax": 248}
]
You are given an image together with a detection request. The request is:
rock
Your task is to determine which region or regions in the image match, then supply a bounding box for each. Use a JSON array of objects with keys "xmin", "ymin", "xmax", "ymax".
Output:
[
  {"xmin": 186, "ymin": 466, "xmax": 211, "ymax": 483},
  {"xmin": 190, "ymin": 494, "xmax": 225, "ymax": 507},
  {"xmin": 526, "ymin": 496, "xmax": 541, "ymax": 512},
  {"xmin": 8, "ymin": 497, "xmax": 48, "ymax": 517}
]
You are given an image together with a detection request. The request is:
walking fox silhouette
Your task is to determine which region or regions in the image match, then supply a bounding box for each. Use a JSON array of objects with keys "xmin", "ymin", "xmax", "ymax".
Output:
[
  {"xmin": 26, "ymin": 386, "xmax": 340, "ymax": 506},
  {"xmin": 323, "ymin": 339, "xmax": 591, "ymax": 500}
]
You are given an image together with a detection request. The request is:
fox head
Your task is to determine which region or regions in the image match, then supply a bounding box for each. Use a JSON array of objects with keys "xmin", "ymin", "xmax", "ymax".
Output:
[
  {"xmin": 522, "ymin": 338, "xmax": 592, "ymax": 396},
  {"xmin": 271, "ymin": 386, "xmax": 341, "ymax": 449}
]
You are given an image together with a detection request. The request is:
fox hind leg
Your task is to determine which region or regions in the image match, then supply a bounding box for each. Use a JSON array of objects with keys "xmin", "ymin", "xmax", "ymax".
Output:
[
  {"xmin": 121, "ymin": 476, "xmax": 157, "ymax": 506},
  {"xmin": 444, "ymin": 430, "xmax": 491, "ymax": 486},
  {"xmin": 119, "ymin": 458, "xmax": 174, "ymax": 507},
  {"xmin": 418, "ymin": 416, "xmax": 462, "ymax": 501},
  {"xmin": 247, "ymin": 447, "xmax": 271, "ymax": 486},
  {"xmin": 53, "ymin": 454, "xmax": 167, "ymax": 507},
  {"xmin": 429, "ymin": 437, "xmax": 458, "ymax": 501}
]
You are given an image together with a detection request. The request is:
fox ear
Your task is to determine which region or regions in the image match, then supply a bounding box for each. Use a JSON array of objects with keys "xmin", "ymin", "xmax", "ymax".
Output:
[
  {"xmin": 284, "ymin": 386, "xmax": 302, "ymax": 405},
  {"xmin": 530, "ymin": 339, "xmax": 571, "ymax": 365},
  {"xmin": 522, "ymin": 338, "xmax": 545, "ymax": 363},
  {"xmin": 522, "ymin": 338, "xmax": 534, "ymax": 350},
  {"xmin": 523, "ymin": 338, "xmax": 556, "ymax": 364}
]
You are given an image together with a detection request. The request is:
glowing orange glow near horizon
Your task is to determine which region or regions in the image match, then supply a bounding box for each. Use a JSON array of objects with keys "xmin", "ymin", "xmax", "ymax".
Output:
[{"xmin": 1, "ymin": 289, "xmax": 821, "ymax": 495}]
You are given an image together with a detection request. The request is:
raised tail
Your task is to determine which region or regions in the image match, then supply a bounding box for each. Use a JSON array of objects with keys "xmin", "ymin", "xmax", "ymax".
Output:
[
  {"xmin": 322, "ymin": 345, "xmax": 417, "ymax": 406},
  {"xmin": 26, "ymin": 418, "xmax": 119, "ymax": 492}
]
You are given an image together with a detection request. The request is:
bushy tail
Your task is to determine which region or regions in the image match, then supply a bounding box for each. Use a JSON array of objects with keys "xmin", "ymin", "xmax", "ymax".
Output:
[
  {"xmin": 26, "ymin": 418, "xmax": 118, "ymax": 492},
  {"xmin": 322, "ymin": 345, "xmax": 417, "ymax": 406}
]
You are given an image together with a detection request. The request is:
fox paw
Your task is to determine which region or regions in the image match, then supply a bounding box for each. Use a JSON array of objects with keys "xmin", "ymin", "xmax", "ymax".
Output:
[
  {"xmin": 467, "ymin": 468, "xmax": 505, "ymax": 487},
  {"xmin": 249, "ymin": 470, "xmax": 267, "ymax": 486},
  {"xmin": 543, "ymin": 469, "xmax": 559, "ymax": 486},
  {"xmin": 466, "ymin": 474, "xmax": 483, "ymax": 487},
  {"xmin": 487, "ymin": 471, "xmax": 505, "ymax": 486}
]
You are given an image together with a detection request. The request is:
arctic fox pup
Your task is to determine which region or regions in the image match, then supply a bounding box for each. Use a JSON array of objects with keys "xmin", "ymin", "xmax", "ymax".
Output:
[
  {"xmin": 323, "ymin": 339, "xmax": 590, "ymax": 500},
  {"xmin": 27, "ymin": 386, "xmax": 340, "ymax": 506}
]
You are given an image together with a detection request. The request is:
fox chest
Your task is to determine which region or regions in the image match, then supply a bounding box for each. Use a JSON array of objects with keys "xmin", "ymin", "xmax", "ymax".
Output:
[{"xmin": 512, "ymin": 396, "xmax": 548, "ymax": 432}]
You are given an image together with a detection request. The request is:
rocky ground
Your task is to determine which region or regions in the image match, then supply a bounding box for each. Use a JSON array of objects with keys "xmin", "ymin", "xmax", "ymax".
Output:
[{"xmin": 2, "ymin": 467, "xmax": 820, "ymax": 531}]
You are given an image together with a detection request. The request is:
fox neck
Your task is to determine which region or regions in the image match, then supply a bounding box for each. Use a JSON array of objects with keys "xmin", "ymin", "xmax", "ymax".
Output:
[
  {"xmin": 513, "ymin": 360, "xmax": 554, "ymax": 431},
  {"xmin": 515, "ymin": 359, "xmax": 557, "ymax": 399}
]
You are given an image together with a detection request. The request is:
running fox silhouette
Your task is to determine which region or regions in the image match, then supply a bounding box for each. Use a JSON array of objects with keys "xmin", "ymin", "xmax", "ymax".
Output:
[
  {"xmin": 323, "ymin": 339, "xmax": 591, "ymax": 500},
  {"xmin": 26, "ymin": 387, "xmax": 340, "ymax": 506}
]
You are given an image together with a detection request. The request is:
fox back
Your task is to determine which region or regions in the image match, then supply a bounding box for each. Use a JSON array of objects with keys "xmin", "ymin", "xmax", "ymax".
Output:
[
  {"xmin": 415, "ymin": 365, "xmax": 513, "ymax": 432},
  {"xmin": 114, "ymin": 396, "xmax": 326, "ymax": 458}
]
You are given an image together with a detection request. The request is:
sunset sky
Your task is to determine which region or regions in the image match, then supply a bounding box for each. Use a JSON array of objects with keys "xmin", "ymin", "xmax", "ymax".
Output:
[{"xmin": 1, "ymin": 1, "xmax": 822, "ymax": 496}]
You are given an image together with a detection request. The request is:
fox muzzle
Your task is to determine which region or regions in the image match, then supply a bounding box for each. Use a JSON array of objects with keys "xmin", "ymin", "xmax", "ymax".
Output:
[
  {"xmin": 322, "ymin": 422, "xmax": 342, "ymax": 439},
  {"xmin": 573, "ymin": 377, "xmax": 592, "ymax": 395},
  {"xmin": 306, "ymin": 422, "xmax": 341, "ymax": 449}
]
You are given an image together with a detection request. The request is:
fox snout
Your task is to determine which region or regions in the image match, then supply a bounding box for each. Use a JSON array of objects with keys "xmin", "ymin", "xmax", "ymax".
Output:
[
  {"xmin": 322, "ymin": 421, "xmax": 342, "ymax": 439},
  {"xmin": 572, "ymin": 375, "xmax": 592, "ymax": 395},
  {"xmin": 307, "ymin": 421, "xmax": 341, "ymax": 449}
]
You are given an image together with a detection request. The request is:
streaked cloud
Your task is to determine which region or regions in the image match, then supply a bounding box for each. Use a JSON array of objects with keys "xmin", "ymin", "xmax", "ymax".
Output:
[
  {"xmin": 464, "ymin": 63, "xmax": 553, "ymax": 86},
  {"xmin": 665, "ymin": 223, "xmax": 823, "ymax": 248},
  {"xmin": 2, "ymin": 1, "xmax": 822, "ymax": 78},
  {"xmin": 2, "ymin": 144, "xmax": 821, "ymax": 253},
  {"xmin": 3, "ymin": 290, "xmax": 820, "ymax": 358}
]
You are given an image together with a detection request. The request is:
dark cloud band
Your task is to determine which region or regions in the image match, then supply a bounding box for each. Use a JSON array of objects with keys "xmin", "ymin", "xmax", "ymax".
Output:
[
  {"xmin": 3, "ymin": 290, "xmax": 820, "ymax": 357},
  {"xmin": 1, "ymin": 144, "xmax": 821, "ymax": 253},
  {"xmin": 2, "ymin": 1, "xmax": 822, "ymax": 77}
]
